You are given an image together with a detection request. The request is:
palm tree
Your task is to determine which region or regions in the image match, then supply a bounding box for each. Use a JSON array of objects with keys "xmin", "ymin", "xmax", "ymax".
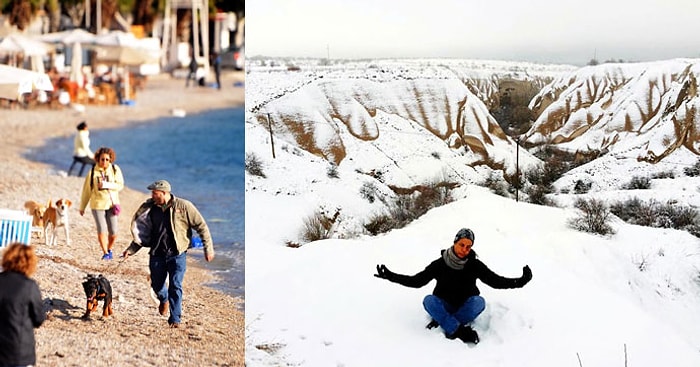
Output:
[
  {"xmin": 132, "ymin": 0, "xmax": 165, "ymax": 36},
  {"xmin": 5, "ymin": 0, "xmax": 35, "ymax": 31},
  {"xmin": 45, "ymin": 0, "xmax": 59, "ymax": 32}
]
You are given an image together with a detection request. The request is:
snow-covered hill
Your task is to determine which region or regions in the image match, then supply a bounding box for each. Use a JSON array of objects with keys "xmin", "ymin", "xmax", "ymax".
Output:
[
  {"xmin": 525, "ymin": 59, "xmax": 700, "ymax": 164},
  {"xmin": 246, "ymin": 186, "xmax": 700, "ymax": 367},
  {"xmin": 246, "ymin": 59, "xmax": 574, "ymax": 175},
  {"xmin": 245, "ymin": 58, "xmax": 700, "ymax": 366}
]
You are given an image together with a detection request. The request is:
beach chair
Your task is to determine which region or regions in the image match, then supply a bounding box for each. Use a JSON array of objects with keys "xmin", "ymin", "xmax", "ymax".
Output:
[{"xmin": 0, "ymin": 209, "xmax": 32, "ymax": 248}]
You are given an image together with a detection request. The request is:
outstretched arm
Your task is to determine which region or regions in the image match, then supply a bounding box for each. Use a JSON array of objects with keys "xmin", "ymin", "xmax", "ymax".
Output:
[
  {"xmin": 374, "ymin": 262, "xmax": 435, "ymax": 288},
  {"xmin": 478, "ymin": 262, "xmax": 532, "ymax": 289}
]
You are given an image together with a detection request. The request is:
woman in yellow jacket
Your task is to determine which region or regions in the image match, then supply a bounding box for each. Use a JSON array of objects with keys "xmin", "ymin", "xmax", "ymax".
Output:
[{"xmin": 79, "ymin": 147, "xmax": 125, "ymax": 260}]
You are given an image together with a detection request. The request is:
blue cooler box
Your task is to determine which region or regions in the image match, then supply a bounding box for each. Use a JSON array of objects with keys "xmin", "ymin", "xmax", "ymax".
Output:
[{"xmin": 0, "ymin": 210, "xmax": 32, "ymax": 248}]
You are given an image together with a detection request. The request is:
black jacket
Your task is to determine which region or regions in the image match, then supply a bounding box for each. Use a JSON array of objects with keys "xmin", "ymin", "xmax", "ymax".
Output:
[
  {"xmin": 0, "ymin": 271, "xmax": 45, "ymax": 366},
  {"xmin": 388, "ymin": 250, "xmax": 528, "ymax": 308}
]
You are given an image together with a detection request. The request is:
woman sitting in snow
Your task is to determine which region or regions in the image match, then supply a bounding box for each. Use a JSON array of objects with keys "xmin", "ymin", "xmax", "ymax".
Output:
[{"xmin": 374, "ymin": 228, "xmax": 532, "ymax": 344}]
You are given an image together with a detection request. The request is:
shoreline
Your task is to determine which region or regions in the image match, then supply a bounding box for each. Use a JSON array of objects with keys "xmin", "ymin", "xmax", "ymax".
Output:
[
  {"xmin": 0, "ymin": 71, "xmax": 245, "ymax": 366},
  {"xmin": 31, "ymin": 104, "xmax": 247, "ymax": 300}
]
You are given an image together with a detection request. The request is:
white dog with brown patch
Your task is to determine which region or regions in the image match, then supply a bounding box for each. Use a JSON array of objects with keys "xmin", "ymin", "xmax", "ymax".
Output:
[{"xmin": 43, "ymin": 198, "xmax": 72, "ymax": 246}]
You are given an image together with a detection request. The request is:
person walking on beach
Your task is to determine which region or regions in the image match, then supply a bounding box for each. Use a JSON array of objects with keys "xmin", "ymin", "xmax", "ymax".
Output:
[
  {"xmin": 122, "ymin": 180, "xmax": 215, "ymax": 328},
  {"xmin": 79, "ymin": 147, "xmax": 125, "ymax": 260},
  {"xmin": 212, "ymin": 51, "xmax": 222, "ymax": 90},
  {"xmin": 185, "ymin": 56, "xmax": 198, "ymax": 87},
  {"xmin": 68, "ymin": 121, "xmax": 95, "ymax": 176},
  {"xmin": 0, "ymin": 242, "xmax": 46, "ymax": 367},
  {"xmin": 374, "ymin": 228, "xmax": 532, "ymax": 344}
]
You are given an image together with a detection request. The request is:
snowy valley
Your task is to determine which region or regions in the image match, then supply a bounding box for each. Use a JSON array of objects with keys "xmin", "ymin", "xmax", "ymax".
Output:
[{"xmin": 245, "ymin": 58, "xmax": 700, "ymax": 366}]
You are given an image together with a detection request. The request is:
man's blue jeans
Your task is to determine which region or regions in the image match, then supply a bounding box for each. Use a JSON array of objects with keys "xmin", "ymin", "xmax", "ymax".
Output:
[
  {"xmin": 423, "ymin": 294, "xmax": 485, "ymax": 336},
  {"xmin": 149, "ymin": 252, "xmax": 187, "ymax": 324}
]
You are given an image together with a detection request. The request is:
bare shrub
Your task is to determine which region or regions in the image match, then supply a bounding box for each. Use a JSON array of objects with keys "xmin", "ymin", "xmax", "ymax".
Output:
[
  {"xmin": 523, "ymin": 165, "xmax": 556, "ymax": 205},
  {"xmin": 623, "ymin": 176, "xmax": 651, "ymax": 190},
  {"xmin": 534, "ymin": 159, "xmax": 567, "ymax": 187},
  {"xmin": 658, "ymin": 202, "xmax": 698, "ymax": 229},
  {"xmin": 684, "ymin": 158, "xmax": 700, "ymax": 177},
  {"xmin": 568, "ymin": 198, "xmax": 615, "ymax": 235},
  {"xmin": 245, "ymin": 152, "xmax": 266, "ymax": 178},
  {"xmin": 610, "ymin": 198, "xmax": 700, "ymax": 237},
  {"xmin": 359, "ymin": 181, "xmax": 379, "ymax": 203},
  {"xmin": 637, "ymin": 201, "xmax": 658, "ymax": 227},
  {"xmin": 573, "ymin": 179, "xmax": 592, "ymax": 194},
  {"xmin": 526, "ymin": 184, "xmax": 552, "ymax": 206},
  {"xmin": 300, "ymin": 209, "xmax": 340, "ymax": 243},
  {"xmin": 483, "ymin": 172, "xmax": 509, "ymax": 197},
  {"xmin": 327, "ymin": 163, "xmax": 339, "ymax": 179},
  {"xmin": 389, "ymin": 195, "xmax": 420, "ymax": 225},
  {"xmin": 651, "ymin": 170, "xmax": 675, "ymax": 179},
  {"xmin": 364, "ymin": 178, "xmax": 456, "ymax": 235},
  {"xmin": 415, "ymin": 178, "xmax": 454, "ymax": 211},
  {"xmin": 364, "ymin": 213, "xmax": 395, "ymax": 236},
  {"xmin": 610, "ymin": 197, "xmax": 645, "ymax": 223}
]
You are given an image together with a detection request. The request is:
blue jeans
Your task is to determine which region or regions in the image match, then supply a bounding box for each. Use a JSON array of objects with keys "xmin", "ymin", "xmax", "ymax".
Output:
[
  {"xmin": 423, "ymin": 294, "xmax": 485, "ymax": 336},
  {"xmin": 149, "ymin": 252, "xmax": 187, "ymax": 324}
]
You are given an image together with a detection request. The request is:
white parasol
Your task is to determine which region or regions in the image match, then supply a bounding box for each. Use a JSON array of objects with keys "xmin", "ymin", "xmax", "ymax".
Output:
[
  {"xmin": 69, "ymin": 42, "xmax": 84, "ymax": 86},
  {"xmin": 0, "ymin": 34, "xmax": 53, "ymax": 56},
  {"xmin": 0, "ymin": 64, "xmax": 54, "ymax": 100},
  {"xmin": 35, "ymin": 28, "xmax": 96, "ymax": 45}
]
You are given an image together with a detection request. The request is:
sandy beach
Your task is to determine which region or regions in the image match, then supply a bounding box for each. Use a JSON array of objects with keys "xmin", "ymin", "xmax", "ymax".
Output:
[{"xmin": 0, "ymin": 70, "xmax": 245, "ymax": 366}]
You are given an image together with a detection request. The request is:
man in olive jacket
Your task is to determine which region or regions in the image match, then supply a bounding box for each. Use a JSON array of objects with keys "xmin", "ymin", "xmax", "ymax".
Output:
[{"xmin": 123, "ymin": 180, "xmax": 214, "ymax": 328}]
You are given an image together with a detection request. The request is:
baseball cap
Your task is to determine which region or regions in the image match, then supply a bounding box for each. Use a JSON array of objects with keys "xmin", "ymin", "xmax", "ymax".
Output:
[{"xmin": 147, "ymin": 180, "xmax": 171, "ymax": 192}]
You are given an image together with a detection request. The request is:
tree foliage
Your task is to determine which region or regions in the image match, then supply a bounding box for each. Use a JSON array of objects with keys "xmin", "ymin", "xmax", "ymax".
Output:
[{"xmin": 1, "ymin": 0, "xmax": 244, "ymax": 33}]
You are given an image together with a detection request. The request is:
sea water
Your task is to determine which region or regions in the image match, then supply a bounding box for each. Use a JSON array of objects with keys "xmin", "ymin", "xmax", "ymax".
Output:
[{"xmin": 27, "ymin": 107, "xmax": 245, "ymax": 300}]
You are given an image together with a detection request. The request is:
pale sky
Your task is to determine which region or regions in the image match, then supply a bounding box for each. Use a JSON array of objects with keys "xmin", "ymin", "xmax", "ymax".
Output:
[{"xmin": 246, "ymin": 0, "xmax": 700, "ymax": 65}]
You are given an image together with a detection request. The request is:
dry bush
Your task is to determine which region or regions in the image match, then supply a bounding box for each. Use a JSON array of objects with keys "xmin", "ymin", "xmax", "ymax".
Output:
[
  {"xmin": 300, "ymin": 209, "xmax": 340, "ymax": 243},
  {"xmin": 327, "ymin": 163, "xmax": 339, "ymax": 178},
  {"xmin": 573, "ymin": 179, "xmax": 592, "ymax": 194},
  {"xmin": 651, "ymin": 170, "xmax": 675, "ymax": 179},
  {"xmin": 483, "ymin": 171, "xmax": 510, "ymax": 198},
  {"xmin": 359, "ymin": 181, "xmax": 384, "ymax": 204},
  {"xmin": 684, "ymin": 158, "xmax": 700, "ymax": 177},
  {"xmin": 611, "ymin": 198, "xmax": 700, "ymax": 237},
  {"xmin": 525, "ymin": 184, "xmax": 553, "ymax": 206},
  {"xmin": 568, "ymin": 198, "xmax": 615, "ymax": 235},
  {"xmin": 364, "ymin": 178, "xmax": 456, "ymax": 235},
  {"xmin": 623, "ymin": 176, "xmax": 651, "ymax": 190},
  {"xmin": 245, "ymin": 152, "xmax": 266, "ymax": 178}
]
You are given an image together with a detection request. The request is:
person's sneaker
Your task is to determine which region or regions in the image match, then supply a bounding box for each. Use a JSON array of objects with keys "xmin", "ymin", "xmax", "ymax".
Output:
[
  {"xmin": 168, "ymin": 322, "xmax": 180, "ymax": 328},
  {"xmin": 447, "ymin": 325, "xmax": 479, "ymax": 344},
  {"xmin": 158, "ymin": 301, "xmax": 169, "ymax": 316},
  {"xmin": 101, "ymin": 253, "xmax": 111, "ymax": 260},
  {"xmin": 108, "ymin": 250, "xmax": 113, "ymax": 260}
]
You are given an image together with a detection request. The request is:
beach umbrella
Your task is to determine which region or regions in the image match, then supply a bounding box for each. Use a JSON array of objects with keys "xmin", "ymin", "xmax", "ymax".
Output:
[
  {"xmin": 0, "ymin": 64, "xmax": 54, "ymax": 100},
  {"xmin": 0, "ymin": 34, "xmax": 53, "ymax": 56},
  {"xmin": 36, "ymin": 29, "xmax": 96, "ymax": 45},
  {"xmin": 92, "ymin": 30, "xmax": 139, "ymax": 47},
  {"xmin": 69, "ymin": 42, "xmax": 84, "ymax": 86},
  {"xmin": 91, "ymin": 45, "xmax": 158, "ymax": 66}
]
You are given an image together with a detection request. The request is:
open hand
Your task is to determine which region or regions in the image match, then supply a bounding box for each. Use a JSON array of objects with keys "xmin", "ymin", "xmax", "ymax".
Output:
[
  {"xmin": 374, "ymin": 264, "xmax": 394, "ymax": 280},
  {"xmin": 520, "ymin": 265, "xmax": 532, "ymax": 285}
]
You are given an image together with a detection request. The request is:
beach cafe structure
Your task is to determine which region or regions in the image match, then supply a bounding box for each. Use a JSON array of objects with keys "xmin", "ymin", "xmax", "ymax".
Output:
[
  {"xmin": 0, "ymin": 0, "xmax": 235, "ymax": 108},
  {"xmin": 0, "ymin": 27, "xmax": 160, "ymax": 108}
]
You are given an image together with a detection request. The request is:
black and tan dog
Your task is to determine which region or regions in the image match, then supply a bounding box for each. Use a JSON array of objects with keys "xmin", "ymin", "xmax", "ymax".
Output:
[{"xmin": 81, "ymin": 274, "xmax": 113, "ymax": 319}]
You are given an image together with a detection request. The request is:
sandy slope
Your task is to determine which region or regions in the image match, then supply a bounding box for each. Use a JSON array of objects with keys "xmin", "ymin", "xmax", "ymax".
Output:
[{"xmin": 0, "ymin": 70, "xmax": 245, "ymax": 366}]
